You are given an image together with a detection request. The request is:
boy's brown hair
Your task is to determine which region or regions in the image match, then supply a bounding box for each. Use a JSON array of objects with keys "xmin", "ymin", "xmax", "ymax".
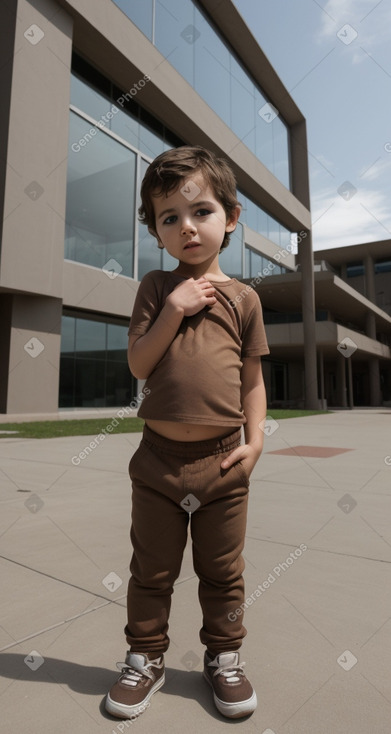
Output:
[{"xmin": 138, "ymin": 145, "xmax": 240, "ymax": 251}]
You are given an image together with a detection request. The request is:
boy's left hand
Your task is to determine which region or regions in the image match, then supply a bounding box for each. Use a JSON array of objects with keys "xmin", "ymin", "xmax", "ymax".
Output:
[{"xmin": 221, "ymin": 443, "xmax": 262, "ymax": 482}]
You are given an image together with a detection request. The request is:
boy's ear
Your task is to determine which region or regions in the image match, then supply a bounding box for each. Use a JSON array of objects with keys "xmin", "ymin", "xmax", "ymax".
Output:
[{"xmin": 225, "ymin": 204, "xmax": 242, "ymax": 233}]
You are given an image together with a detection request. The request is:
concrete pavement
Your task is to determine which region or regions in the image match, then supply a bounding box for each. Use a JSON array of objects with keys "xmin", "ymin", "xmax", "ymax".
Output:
[{"xmin": 0, "ymin": 409, "xmax": 391, "ymax": 733}]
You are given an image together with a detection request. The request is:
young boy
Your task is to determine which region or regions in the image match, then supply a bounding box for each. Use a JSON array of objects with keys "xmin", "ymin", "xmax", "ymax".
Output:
[{"xmin": 106, "ymin": 146, "xmax": 269, "ymax": 720}]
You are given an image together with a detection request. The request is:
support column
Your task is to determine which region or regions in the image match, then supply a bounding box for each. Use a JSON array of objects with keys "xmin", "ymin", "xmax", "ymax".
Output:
[
  {"xmin": 364, "ymin": 254, "xmax": 376, "ymax": 302},
  {"xmin": 318, "ymin": 350, "xmax": 326, "ymax": 409},
  {"xmin": 337, "ymin": 353, "xmax": 348, "ymax": 407},
  {"xmin": 364, "ymin": 256, "xmax": 382, "ymax": 405},
  {"xmin": 298, "ymin": 230, "xmax": 319, "ymax": 409},
  {"xmin": 369, "ymin": 358, "xmax": 382, "ymax": 406},
  {"xmin": 6, "ymin": 295, "xmax": 62, "ymax": 414},
  {"xmin": 347, "ymin": 356, "xmax": 354, "ymax": 409}
]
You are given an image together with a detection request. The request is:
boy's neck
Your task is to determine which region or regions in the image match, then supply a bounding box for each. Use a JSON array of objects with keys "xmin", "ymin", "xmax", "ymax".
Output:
[
  {"xmin": 172, "ymin": 265, "xmax": 230, "ymax": 281},
  {"xmin": 172, "ymin": 255, "xmax": 230, "ymax": 281}
]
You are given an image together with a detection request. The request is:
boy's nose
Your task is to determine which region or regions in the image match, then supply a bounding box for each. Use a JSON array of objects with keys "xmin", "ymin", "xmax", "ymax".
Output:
[{"xmin": 180, "ymin": 218, "xmax": 197, "ymax": 235}]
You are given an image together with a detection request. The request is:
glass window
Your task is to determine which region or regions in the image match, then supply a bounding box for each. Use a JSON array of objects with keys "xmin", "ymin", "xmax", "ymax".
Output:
[
  {"xmin": 70, "ymin": 74, "xmax": 112, "ymax": 123},
  {"xmin": 219, "ymin": 223, "xmax": 243, "ymax": 279},
  {"xmin": 240, "ymin": 194, "xmax": 258, "ymax": 231},
  {"xmin": 255, "ymin": 88, "xmax": 274, "ymax": 175},
  {"xmin": 59, "ymin": 356, "xmax": 75, "ymax": 407},
  {"xmin": 113, "ymin": 0, "xmax": 153, "ymax": 40},
  {"xmin": 248, "ymin": 249, "xmax": 261, "ymax": 279},
  {"xmin": 375, "ymin": 259, "xmax": 391, "ymax": 273},
  {"xmin": 267, "ymin": 220, "xmax": 281, "ymax": 247},
  {"xmin": 59, "ymin": 315, "xmax": 136, "ymax": 408},
  {"xmin": 246, "ymin": 248, "xmax": 283, "ymax": 279},
  {"xmin": 74, "ymin": 359, "xmax": 106, "ymax": 407},
  {"xmin": 280, "ymin": 226, "xmax": 291, "ymax": 251},
  {"xmin": 61, "ymin": 315, "xmax": 75, "ymax": 354},
  {"xmin": 137, "ymin": 224, "xmax": 161, "ymax": 280},
  {"xmin": 111, "ymin": 0, "xmax": 291, "ymax": 188},
  {"xmin": 273, "ymin": 116, "xmax": 291, "ymax": 190},
  {"xmin": 256, "ymin": 206, "xmax": 268, "ymax": 239},
  {"xmin": 162, "ymin": 248, "xmax": 178, "ymax": 271},
  {"xmin": 139, "ymin": 109, "xmax": 165, "ymax": 158},
  {"xmin": 155, "ymin": 0, "xmax": 195, "ymax": 87},
  {"xmin": 105, "ymin": 360, "xmax": 135, "ymax": 406},
  {"xmin": 194, "ymin": 6, "xmax": 230, "ymax": 123},
  {"xmin": 65, "ymin": 111, "xmax": 136, "ymax": 277},
  {"xmin": 111, "ymin": 86, "xmax": 140, "ymax": 150},
  {"xmin": 244, "ymin": 246, "xmax": 250, "ymax": 278},
  {"xmin": 346, "ymin": 261, "xmax": 364, "ymax": 277},
  {"xmin": 75, "ymin": 319, "xmax": 106, "ymax": 359},
  {"xmin": 107, "ymin": 323, "xmax": 128, "ymax": 360}
]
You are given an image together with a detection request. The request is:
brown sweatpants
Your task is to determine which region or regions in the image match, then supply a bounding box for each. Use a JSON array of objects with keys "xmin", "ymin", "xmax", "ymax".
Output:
[{"xmin": 125, "ymin": 424, "xmax": 250, "ymax": 657}]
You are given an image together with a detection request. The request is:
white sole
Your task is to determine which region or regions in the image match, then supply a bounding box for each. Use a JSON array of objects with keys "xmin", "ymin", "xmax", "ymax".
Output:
[
  {"xmin": 203, "ymin": 671, "xmax": 257, "ymax": 718},
  {"xmin": 105, "ymin": 674, "xmax": 165, "ymax": 719}
]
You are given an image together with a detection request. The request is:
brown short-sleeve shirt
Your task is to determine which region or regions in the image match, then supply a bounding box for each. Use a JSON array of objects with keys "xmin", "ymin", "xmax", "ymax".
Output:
[{"xmin": 129, "ymin": 270, "xmax": 269, "ymax": 426}]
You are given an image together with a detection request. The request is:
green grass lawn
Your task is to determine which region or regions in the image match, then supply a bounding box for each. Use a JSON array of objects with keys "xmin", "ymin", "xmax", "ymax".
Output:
[{"xmin": 0, "ymin": 410, "xmax": 330, "ymax": 439}]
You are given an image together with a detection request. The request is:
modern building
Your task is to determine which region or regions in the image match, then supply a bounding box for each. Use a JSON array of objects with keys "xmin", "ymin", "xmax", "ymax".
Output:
[
  {"xmin": 313, "ymin": 240, "xmax": 391, "ymax": 407},
  {"xmin": 252, "ymin": 245, "xmax": 391, "ymax": 408},
  {"xmin": 0, "ymin": 0, "xmax": 318, "ymax": 416}
]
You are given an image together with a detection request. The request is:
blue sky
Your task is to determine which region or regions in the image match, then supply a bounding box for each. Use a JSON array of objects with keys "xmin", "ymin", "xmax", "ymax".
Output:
[{"xmin": 233, "ymin": 0, "xmax": 391, "ymax": 251}]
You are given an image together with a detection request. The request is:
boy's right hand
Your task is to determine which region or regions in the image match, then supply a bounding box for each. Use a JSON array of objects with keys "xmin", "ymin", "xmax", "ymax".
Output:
[{"xmin": 166, "ymin": 277, "xmax": 217, "ymax": 317}]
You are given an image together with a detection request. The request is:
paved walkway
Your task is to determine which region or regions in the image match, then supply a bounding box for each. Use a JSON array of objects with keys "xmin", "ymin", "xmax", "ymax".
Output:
[{"xmin": 0, "ymin": 409, "xmax": 390, "ymax": 734}]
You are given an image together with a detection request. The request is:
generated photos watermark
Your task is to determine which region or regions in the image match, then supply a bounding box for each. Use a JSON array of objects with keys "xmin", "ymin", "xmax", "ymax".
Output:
[
  {"xmin": 71, "ymin": 75, "xmax": 151, "ymax": 153},
  {"xmin": 71, "ymin": 389, "xmax": 150, "ymax": 466},
  {"xmin": 229, "ymin": 233, "xmax": 304, "ymax": 309},
  {"xmin": 110, "ymin": 701, "xmax": 150, "ymax": 730},
  {"xmin": 228, "ymin": 544, "xmax": 308, "ymax": 622}
]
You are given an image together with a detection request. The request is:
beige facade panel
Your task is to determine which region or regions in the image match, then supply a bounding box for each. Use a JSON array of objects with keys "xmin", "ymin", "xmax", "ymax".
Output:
[
  {"xmin": 267, "ymin": 320, "xmax": 391, "ymax": 360},
  {"xmin": 62, "ymin": 261, "xmax": 139, "ymax": 318},
  {"xmin": 6, "ymin": 295, "xmax": 62, "ymax": 414},
  {"xmin": 0, "ymin": 0, "xmax": 73, "ymax": 297},
  {"xmin": 244, "ymin": 226, "xmax": 296, "ymax": 270}
]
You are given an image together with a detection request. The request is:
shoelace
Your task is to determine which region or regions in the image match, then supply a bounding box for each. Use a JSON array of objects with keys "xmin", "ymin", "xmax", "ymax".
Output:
[
  {"xmin": 212, "ymin": 661, "xmax": 246, "ymax": 684},
  {"xmin": 116, "ymin": 661, "xmax": 154, "ymax": 687}
]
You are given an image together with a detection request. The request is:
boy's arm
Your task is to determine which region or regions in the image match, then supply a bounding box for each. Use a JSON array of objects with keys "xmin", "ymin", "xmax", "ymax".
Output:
[
  {"xmin": 221, "ymin": 356, "xmax": 267, "ymax": 477},
  {"xmin": 128, "ymin": 276, "xmax": 216, "ymax": 379},
  {"xmin": 128, "ymin": 300, "xmax": 184, "ymax": 379}
]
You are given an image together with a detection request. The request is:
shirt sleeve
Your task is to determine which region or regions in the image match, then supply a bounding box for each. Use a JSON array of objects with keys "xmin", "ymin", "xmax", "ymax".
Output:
[
  {"xmin": 241, "ymin": 290, "xmax": 270, "ymax": 358},
  {"xmin": 128, "ymin": 271, "xmax": 162, "ymax": 336}
]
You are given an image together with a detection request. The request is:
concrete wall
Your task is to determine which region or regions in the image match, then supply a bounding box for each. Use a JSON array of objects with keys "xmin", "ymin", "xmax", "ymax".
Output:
[
  {"xmin": 0, "ymin": 0, "xmax": 73, "ymax": 296},
  {"xmin": 7, "ymin": 294, "xmax": 62, "ymax": 413}
]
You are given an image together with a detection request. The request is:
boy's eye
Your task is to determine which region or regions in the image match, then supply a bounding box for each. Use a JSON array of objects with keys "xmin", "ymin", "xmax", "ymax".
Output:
[
  {"xmin": 196, "ymin": 208, "xmax": 212, "ymax": 217},
  {"xmin": 163, "ymin": 215, "xmax": 177, "ymax": 224}
]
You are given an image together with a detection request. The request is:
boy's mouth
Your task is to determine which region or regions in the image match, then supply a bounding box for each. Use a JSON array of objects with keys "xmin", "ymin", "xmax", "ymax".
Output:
[{"xmin": 184, "ymin": 242, "xmax": 200, "ymax": 250}]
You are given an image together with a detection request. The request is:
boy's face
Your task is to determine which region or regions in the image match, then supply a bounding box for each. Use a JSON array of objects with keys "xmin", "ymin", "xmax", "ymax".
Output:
[{"xmin": 151, "ymin": 172, "xmax": 240, "ymax": 267}]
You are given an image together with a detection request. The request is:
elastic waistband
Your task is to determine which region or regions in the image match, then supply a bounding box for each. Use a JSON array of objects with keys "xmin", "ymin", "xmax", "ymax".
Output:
[{"xmin": 141, "ymin": 424, "xmax": 242, "ymax": 458}]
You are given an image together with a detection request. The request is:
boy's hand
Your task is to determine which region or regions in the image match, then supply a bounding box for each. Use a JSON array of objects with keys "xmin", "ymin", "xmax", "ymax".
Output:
[
  {"xmin": 166, "ymin": 277, "xmax": 216, "ymax": 317},
  {"xmin": 220, "ymin": 443, "xmax": 262, "ymax": 482}
]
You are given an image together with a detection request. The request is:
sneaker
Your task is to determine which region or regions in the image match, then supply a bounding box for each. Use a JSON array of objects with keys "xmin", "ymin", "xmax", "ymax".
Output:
[
  {"xmin": 105, "ymin": 651, "xmax": 165, "ymax": 719},
  {"xmin": 203, "ymin": 651, "xmax": 257, "ymax": 719}
]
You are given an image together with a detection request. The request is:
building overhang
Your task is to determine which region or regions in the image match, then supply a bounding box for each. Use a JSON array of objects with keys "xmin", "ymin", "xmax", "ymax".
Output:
[
  {"xmin": 315, "ymin": 239, "xmax": 391, "ymax": 265},
  {"xmin": 249, "ymin": 270, "xmax": 391, "ymax": 334},
  {"xmin": 265, "ymin": 322, "xmax": 391, "ymax": 361}
]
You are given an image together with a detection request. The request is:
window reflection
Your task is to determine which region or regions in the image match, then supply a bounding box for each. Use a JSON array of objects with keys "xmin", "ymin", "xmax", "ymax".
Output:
[
  {"xmin": 245, "ymin": 247, "xmax": 288, "ymax": 279},
  {"xmin": 59, "ymin": 315, "xmax": 136, "ymax": 407},
  {"xmin": 114, "ymin": 0, "xmax": 153, "ymax": 39},
  {"xmin": 155, "ymin": 0, "xmax": 195, "ymax": 87},
  {"xmin": 65, "ymin": 112, "xmax": 136, "ymax": 276},
  {"xmin": 219, "ymin": 223, "xmax": 243, "ymax": 279},
  {"xmin": 111, "ymin": 0, "xmax": 291, "ymax": 188},
  {"xmin": 239, "ymin": 191, "xmax": 291, "ymax": 249}
]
